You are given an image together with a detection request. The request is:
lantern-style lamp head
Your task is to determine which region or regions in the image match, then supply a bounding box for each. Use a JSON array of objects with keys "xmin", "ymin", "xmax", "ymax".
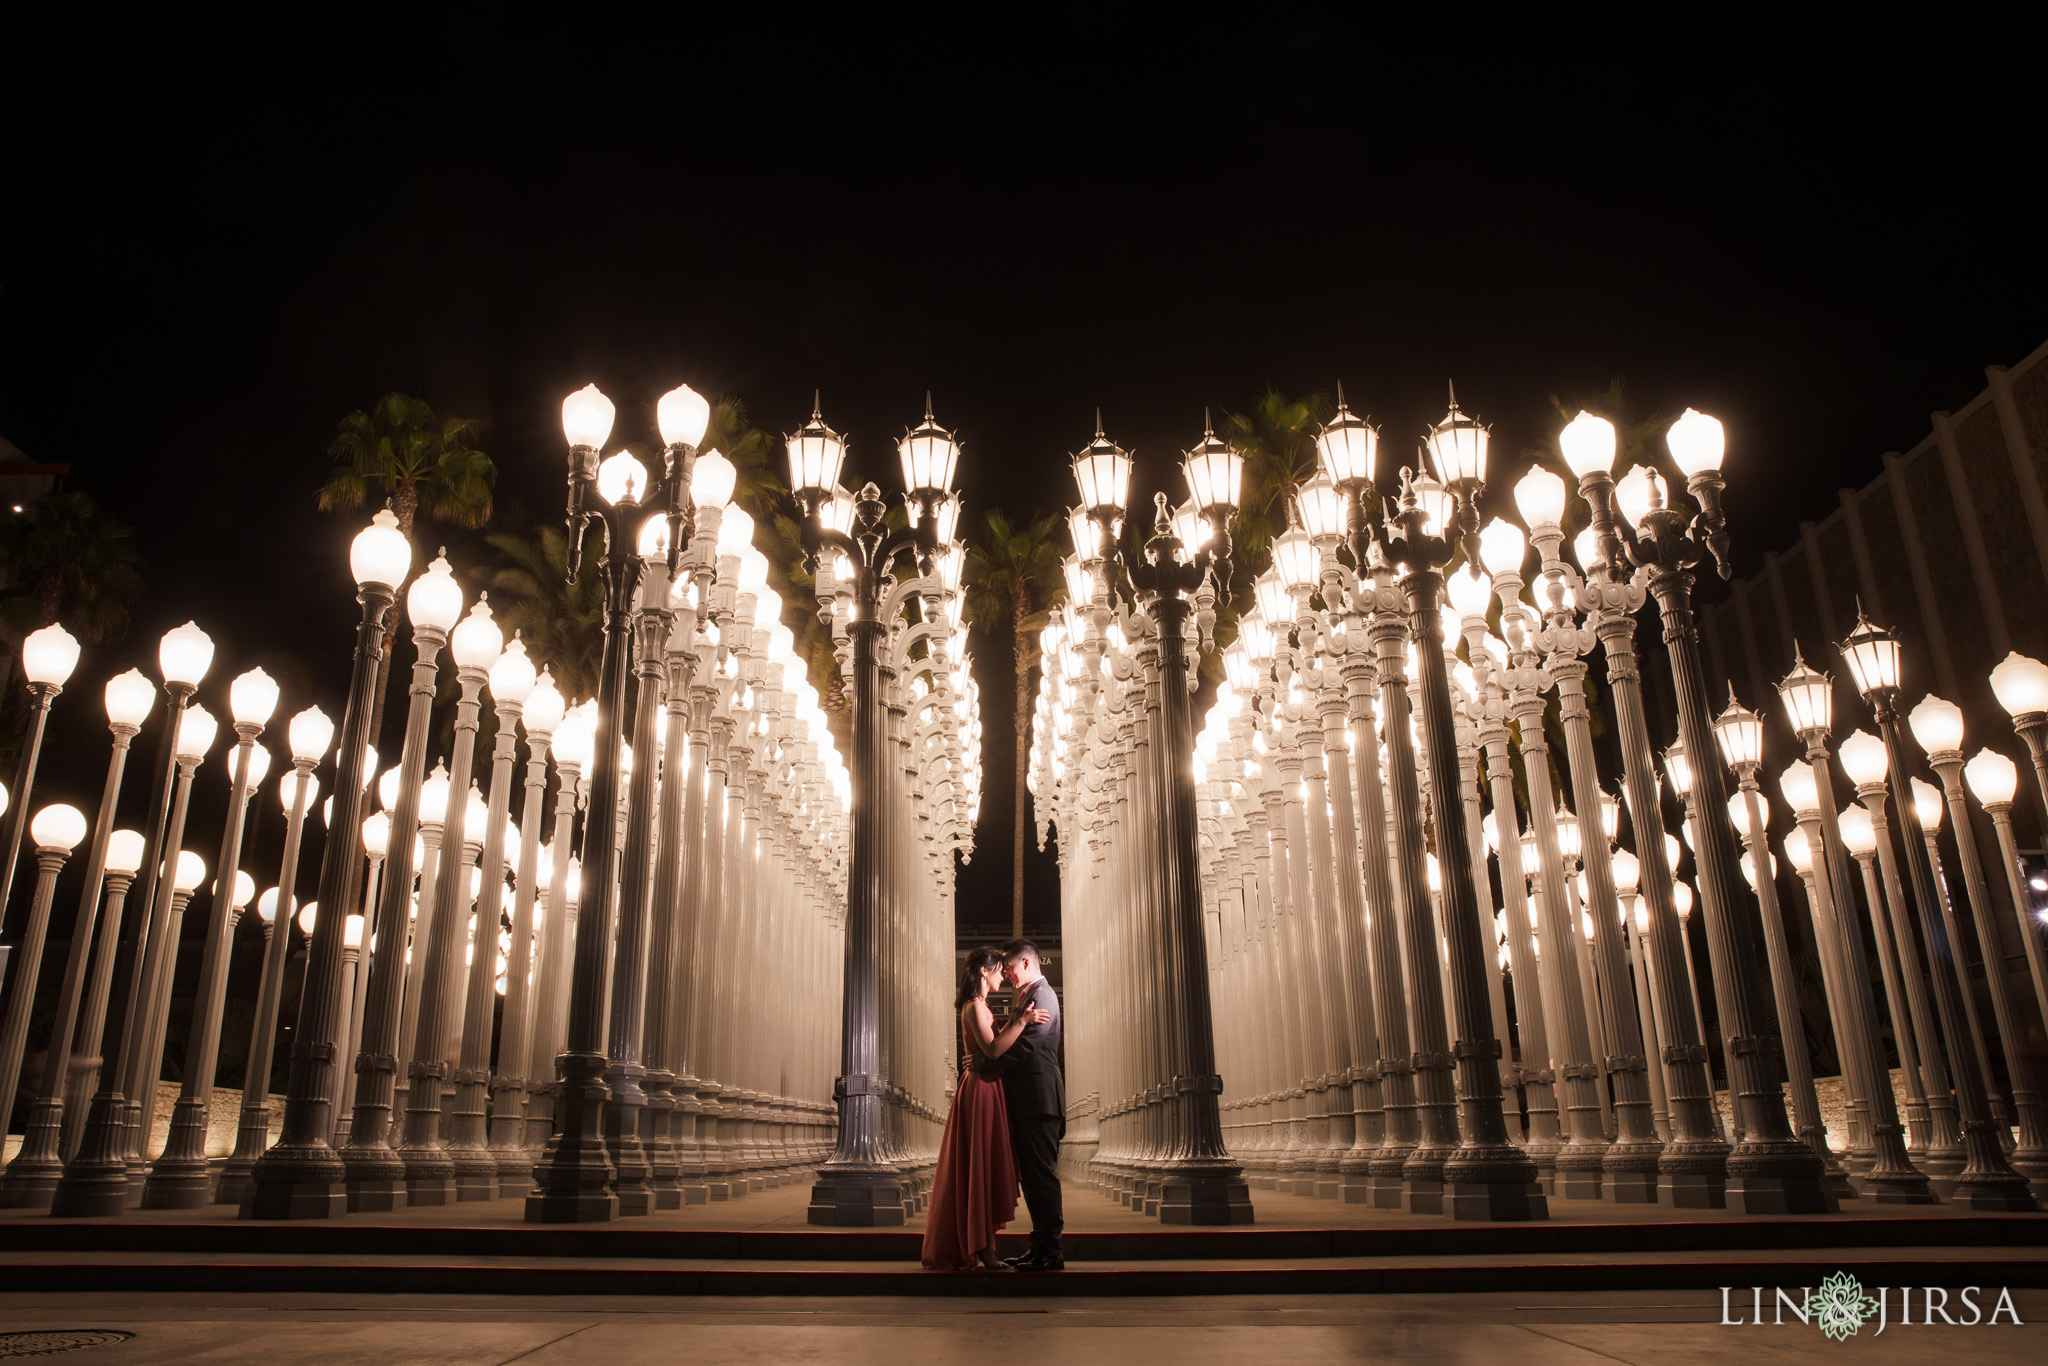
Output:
[
  {"xmin": 595, "ymin": 451, "xmax": 649, "ymax": 507},
  {"xmin": 1182, "ymin": 418, "xmax": 1244, "ymax": 517},
  {"xmin": 1837, "ymin": 729, "xmax": 1889, "ymax": 787},
  {"xmin": 1777, "ymin": 647, "xmax": 1834, "ymax": 737},
  {"xmin": 1477, "ymin": 518, "xmax": 1527, "ymax": 578},
  {"xmin": 1558, "ymin": 411, "xmax": 1617, "ymax": 480},
  {"xmin": 1713, "ymin": 690, "xmax": 1764, "ymax": 770},
  {"xmin": 1965, "ymin": 748, "xmax": 2019, "ymax": 806},
  {"xmin": 1840, "ymin": 609, "xmax": 1903, "ymax": 700},
  {"xmin": 1990, "ymin": 651, "xmax": 2048, "ymax": 719},
  {"xmin": 1425, "ymin": 390, "xmax": 1488, "ymax": 486},
  {"xmin": 784, "ymin": 398, "xmax": 845, "ymax": 501},
  {"xmin": 561, "ymin": 384, "xmax": 615, "ymax": 450},
  {"xmin": 104, "ymin": 668, "xmax": 156, "ymax": 729},
  {"xmin": 1252, "ymin": 574, "xmax": 1294, "ymax": 631},
  {"xmin": 1271, "ymin": 527, "xmax": 1319, "ymax": 598},
  {"xmin": 656, "ymin": 383, "xmax": 711, "ymax": 450},
  {"xmin": 1071, "ymin": 427, "xmax": 1132, "ymax": 519},
  {"xmin": 489, "ymin": 634, "xmax": 537, "ymax": 706},
  {"xmin": 229, "ymin": 667, "xmax": 281, "ymax": 728},
  {"xmin": 21, "ymin": 623, "xmax": 80, "ymax": 688},
  {"xmin": 175, "ymin": 704, "xmax": 218, "ymax": 761},
  {"xmin": 1664, "ymin": 741, "xmax": 1695, "ymax": 799},
  {"xmin": 406, "ymin": 551, "xmax": 464, "ymax": 635},
  {"xmin": 899, "ymin": 399, "xmax": 961, "ymax": 498},
  {"xmin": 1316, "ymin": 391, "xmax": 1378, "ymax": 489},
  {"xmin": 524, "ymin": 668, "xmax": 566, "ymax": 740},
  {"xmin": 1513, "ymin": 466, "xmax": 1569, "ymax": 533},
  {"xmin": 450, "ymin": 599, "xmax": 504, "ymax": 674},
  {"xmin": 691, "ymin": 447, "xmax": 738, "ymax": 511},
  {"xmin": 158, "ymin": 621, "xmax": 215, "ymax": 688},
  {"xmin": 105, "ymin": 829, "xmax": 146, "ymax": 876},
  {"xmin": 288, "ymin": 705, "xmax": 335, "ymax": 765},
  {"xmin": 31, "ymin": 803, "xmax": 87, "ymax": 853},
  {"xmin": 1666, "ymin": 408, "xmax": 1726, "ymax": 478},
  {"xmin": 350, "ymin": 508, "xmax": 413, "ymax": 590},
  {"xmin": 1295, "ymin": 476, "xmax": 1345, "ymax": 544},
  {"xmin": 1907, "ymin": 694, "xmax": 1966, "ymax": 756}
]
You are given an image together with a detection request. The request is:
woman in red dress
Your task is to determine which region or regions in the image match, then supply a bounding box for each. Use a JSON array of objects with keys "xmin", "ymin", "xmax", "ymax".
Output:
[{"xmin": 921, "ymin": 947, "xmax": 1050, "ymax": 1271}]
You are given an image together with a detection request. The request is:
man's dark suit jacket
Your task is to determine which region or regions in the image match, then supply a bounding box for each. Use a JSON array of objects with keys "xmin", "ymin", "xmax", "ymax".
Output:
[{"xmin": 980, "ymin": 976, "xmax": 1064, "ymax": 1124}]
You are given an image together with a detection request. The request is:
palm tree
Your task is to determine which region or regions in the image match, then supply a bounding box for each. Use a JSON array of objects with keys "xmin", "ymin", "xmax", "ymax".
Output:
[
  {"xmin": 484, "ymin": 523, "xmax": 604, "ymax": 701},
  {"xmin": 1221, "ymin": 387, "xmax": 1334, "ymax": 604},
  {"xmin": 316, "ymin": 392, "xmax": 496, "ymax": 743},
  {"xmin": 0, "ymin": 489, "xmax": 145, "ymax": 697},
  {"xmin": 964, "ymin": 509, "xmax": 1066, "ymax": 935}
]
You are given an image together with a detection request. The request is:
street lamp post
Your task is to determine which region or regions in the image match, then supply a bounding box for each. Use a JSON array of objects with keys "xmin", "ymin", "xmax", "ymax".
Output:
[
  {"xmin": 0, "ymin": 624, "xmax": 81, "ymax": 959},
  {"xmin": 1964, "ymin": 746, "xmax": 2048, "ymax": 1130},
  {"xmin": 527, "ymin": 381, "xmax": 705, "ymax": 1223},
  {"xmin": 792, "ymin": 398, "xmax": 951, "ymax": 1226},
  {"xmin": 490, "ymin": 668, "xmax": 563, "ymax": 1195},
  {"xmin": 241, "ymin": 509, "xmax": 413, "ymax": 1219},
  {"xmin": 1841, "ymin": 611, "xmax": 2036, "ymax": 1210}
]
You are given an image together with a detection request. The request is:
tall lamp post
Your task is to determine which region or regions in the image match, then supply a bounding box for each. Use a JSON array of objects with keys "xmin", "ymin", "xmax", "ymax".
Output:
[
  {"xmin": 1840, "ymin": 611, "xmax": 2036, "ymax": 1210},
  {"xmin": 1352, "ymin": 392, "xmax": 1544, "ymax": 1221},
  {"xmin": 790, "ymin": 397, "xmax": 951, "ymax": 1226},
  {"xmin": 1964, "ymin": 745, "xmax": 2048, "ymax": 1101},
  {"xmin": 526, "ymin": 382, "xmax": 706, "ymax": 1223},
  {"xmin": 241, "ymin": 509, "xmax": 413, "ymax": 1218},
  {"xmin": 0, "ymin": 625, "xmax": 81, "ymax": 939},
  {"xmin": 1071, "ymin": 419, "xmax": 1254, "ymax": 1224}
]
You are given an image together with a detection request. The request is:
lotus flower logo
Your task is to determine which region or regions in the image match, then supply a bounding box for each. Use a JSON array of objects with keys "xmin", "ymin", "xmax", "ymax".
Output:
[{"xmin": 1813, "ymin": 1271, "xmax": 1880, "ymax": 1342}]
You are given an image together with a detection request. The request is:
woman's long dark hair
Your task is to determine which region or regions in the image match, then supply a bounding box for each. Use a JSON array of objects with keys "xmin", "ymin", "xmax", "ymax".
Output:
[{"xmin": 956, "ymin": 946, "xmax": 1002, "ymax": 1009}]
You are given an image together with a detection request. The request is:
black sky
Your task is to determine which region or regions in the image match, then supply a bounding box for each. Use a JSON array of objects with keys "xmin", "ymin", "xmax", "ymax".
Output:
[{"xmin": 2, "ymin": 10, "xmax": 2044, "ymax": 936}]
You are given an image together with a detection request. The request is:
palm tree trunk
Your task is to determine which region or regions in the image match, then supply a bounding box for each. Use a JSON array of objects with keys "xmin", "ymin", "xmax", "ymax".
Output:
[{"xmin": 1010, "ymin": 586, "xmax": 1030, "ymax": 939}]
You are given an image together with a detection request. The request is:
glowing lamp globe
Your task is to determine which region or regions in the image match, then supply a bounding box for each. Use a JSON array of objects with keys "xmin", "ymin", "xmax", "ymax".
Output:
[
  {"xmin": 255, "ymin": 888, "xmax": 285, "ymax": 925},
  {"xmin": 656, "ymin": 383, "xmax": 711, "ymax": 449},
  {"xmin": 298, "ymin": 902, "xmax": 319, "ymax": 936},
  {"xmin": 1613, "ymin": 466, "xmax": 1656, "ymax": 532},
  {"xmin": 464, "ymin": 784, "xmax": 488, "ymax": 835},
  {"xmin": 1990, "ymin": 651, "xmax": 2048, "ymax": 718},
  {"xmin": 1908, "ymin": 694, "xmax": 1966, "ymax": 755},
  {"xmin": 21, "ymin": 623, "xmax": 80, "ymax": 688},
  {"xmin": 360, "ymin": 809, "xmax": 391, "ymax": 860},
  {"xmin": 1673, "ymin": 881, "xmax": 1694, "ymax": 921},
  {"xmin": 738, "ymin": 548, "xmax": 770, "ymax": 596},
  {"xmin": 418, "ymin": 763, "xmax": 452, "ymax": 826},
  {"xmin": 236, "ymin": 745, "xmax": 271, "ymax": 791},
  {"xmin": 524, "ymin": 669, "xmax": 566, "ymax": 740},
  {"xmin": 1965, "ymin": 748, "xmax": 2019, "ymax": 807},
  {"xmin": 899, "ymin": 406, "xmax": 961, "ymax": 496},
  {"xmin": 595, "ymin": 451, "xmax": 648, "ymax": 506},
  {"xmin": 1445, "ymin": 568, "xmax": 1492, "ymax": 622},
  {"xmin": 783, "ymin": 403, "xmax": 844, "ymax": 499},
  {"xmin": 450, "ymin": 600, "xmax": 503, "ymax": 674},
  {"xmin": 1777, "ymin": 652, "xmax": 1833, "ymax": 736},
  {"xmin": 228, "ymin": 667, "xmax": 280, "ymax": 728},
  {"xmin": 1777, "ymin": 762, "xmax": 1820, "ymax": 817},
  {"xmin": 173, "ymin": 850, "xmax": 207, "ymax": 895},
  {"xmin": 1837, "ymin": 730, "xmax": 1888, "ymax": 787},
  {"xmin": 158, "ymin": 621, "xmax": 215, "ymax": 688},
  {"xmin": 1713, "ymin": 693, "xmax": 1763, "ymax": 769},
  {"xmin": 1296, "ymin": 476, "xmax": 1346, "ymax": 541},
  {"xmin": 1610, "ymin": 848, "xmax": 1641, "ymax": 896},
  {"xmin": 1726, "ymin": 791, "xmax": 1760, "ymax": 841},
  {"xmin": 551, "ymin": 711, "xmax": 594, "ymax": 772},
  {"xmin": 636, "ymin": 514, "xmax": 670, "ymax": 561},
  {"xmin": 1558, "ymin": 411, "xmax": 1617, "ymax": 479},
  {"xmin": 104, "ymin": 829, "xmax": 146, "ymax": 876},
  {"xmin": 1782, "ymin": 834, "xmax": 1812, "ymax": 876},
  {"xmin": 278, "ymin": 769, "xmax": 318, "ymax": 816},
  {"xmin": 1836, "ymin": 804, "xmax": 1878, "ymax": 856},
  {"xmin": 343, "ymin": 913, "xmax": 366, "ymax": 950},
  {"xmin": 1910, "ymin": 778, "xmax": 1944, "ymax": 833},
  {"xmin": 224, "ymin": 870, "xmax": 256, "ymax": 910},
  {"xmin": 1840, "ymin": 612, "xmax": 1903, "ymax": 698},
  {"xmin": 1071, "ymin": 434, "xmax": 1132, "ymax": 517},
  {"xmin": 751, "ymin": 584, "xmax": 783, "ymax": 628},
  {"xmin": 534, "ymin": 844, "xmax": 555, "ymax": 893},
  {"xmin": 489, "ymin": 635, "xmax": 536, "ymax": 707},
  {"xmin": 1513, "ymin": 467, "xmax": 1569, "ymax": 531},
  {"xmin": 1477, "ymin": 518, "xmax": 1527, "ymax": 578},
  {"xmin": 406, "ymin": 552, "xmax": 464, "ymax": 634},
  {"xmin": 715, "ymin": 505, "xmax": 755, "ymax": 559},
  {"xmin": 1666, "ymin": 408, "xmax": 1726, "ymax": 478},
  {"xmin": 350, "ymin": 508, "xmax": 413, "ymax": 589},
  {"xmin": 104, "ymin": 669, "xmax": 155, "ymax": 729},
  {"xmin": 561, "ymin": 384, "xmax": 616, "ymax": 450},
  {"xmin": 1316, "ymin": 400, "xmax": 1378, "ymax": 487},
  {"xmin": 377, "ymin": 766, "xmax": 401, "ymax": 810},
  {"xmin": 30, "ymin": 803, "xmax": 87, "ymax": 853},
  {"xmin": 1572, "ymin": 527, "xmax": 1602, "ymax": 574},
  {"xmin": 175, "ymin": 705, "xmax": 218, "ymax": 761},
  {"xmin": 283, "ymin": 705, "xmax": 333, "ymax": 765},
  {"xmin": 1631, "ymin": 899, "xmax": 1649, "ymax": 934}
]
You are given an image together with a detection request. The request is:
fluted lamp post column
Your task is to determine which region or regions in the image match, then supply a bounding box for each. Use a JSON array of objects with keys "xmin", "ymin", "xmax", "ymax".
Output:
[
  {"xmin": 0, "ymin": 668, "xmax": 153, "ymax": 1208},
  {"xmin": 1840, "ymin": 611, "xmax": 2036, "ymax": 1210},
  {"xmin": 1907, "ymin": 695, "xmax": 2048, "ymax": 1191},
  {"xmin": 527, "ymin": 381, "xmax": 705, "ymax": 1223},
  {"xmin": 241, "ymin": 509, "xmax": 412, "ymax": 1219},
  {"xmin": 793, "ymin": 397, "xmax": 952, "ymax": 1226},
  {"xmin": 0, "ymin": 805, "xmax": 87, "ymax": 1159}
]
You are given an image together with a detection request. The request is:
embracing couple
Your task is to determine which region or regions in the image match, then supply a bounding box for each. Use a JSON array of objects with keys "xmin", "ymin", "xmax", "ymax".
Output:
[{"xmin": 919, "ymin": 939, "xmax": 1065, "ymax": 1272}]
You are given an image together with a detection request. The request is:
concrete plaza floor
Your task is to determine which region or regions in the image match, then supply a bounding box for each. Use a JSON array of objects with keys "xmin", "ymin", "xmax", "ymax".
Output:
[{"xmin": 1, "ymin": 1288, "xmax": 2043, "ymax": 1364}]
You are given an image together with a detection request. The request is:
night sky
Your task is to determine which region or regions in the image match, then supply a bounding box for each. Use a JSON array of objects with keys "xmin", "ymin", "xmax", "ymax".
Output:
[{"xmin": 3, "ymin": 13, "xmax": 2044, "ymax": 943}]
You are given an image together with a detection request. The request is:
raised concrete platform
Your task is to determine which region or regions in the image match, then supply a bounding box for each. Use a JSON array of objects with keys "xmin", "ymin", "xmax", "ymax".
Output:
[{"xmin": 1, "ymin": 1182, "xmax": 2042, "ymax": 1295}]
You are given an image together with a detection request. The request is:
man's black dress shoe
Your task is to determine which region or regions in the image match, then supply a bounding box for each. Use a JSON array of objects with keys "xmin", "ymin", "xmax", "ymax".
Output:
[{"xmin": 1009, "ymin": 1251, "xmax": 1066, "ymax": 1272}]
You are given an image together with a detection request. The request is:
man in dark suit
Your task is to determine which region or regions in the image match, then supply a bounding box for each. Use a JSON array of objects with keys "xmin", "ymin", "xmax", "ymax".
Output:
[{"xmin": 985, "ymin": 938, "xmax": 1064, "ymax": 1270}]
